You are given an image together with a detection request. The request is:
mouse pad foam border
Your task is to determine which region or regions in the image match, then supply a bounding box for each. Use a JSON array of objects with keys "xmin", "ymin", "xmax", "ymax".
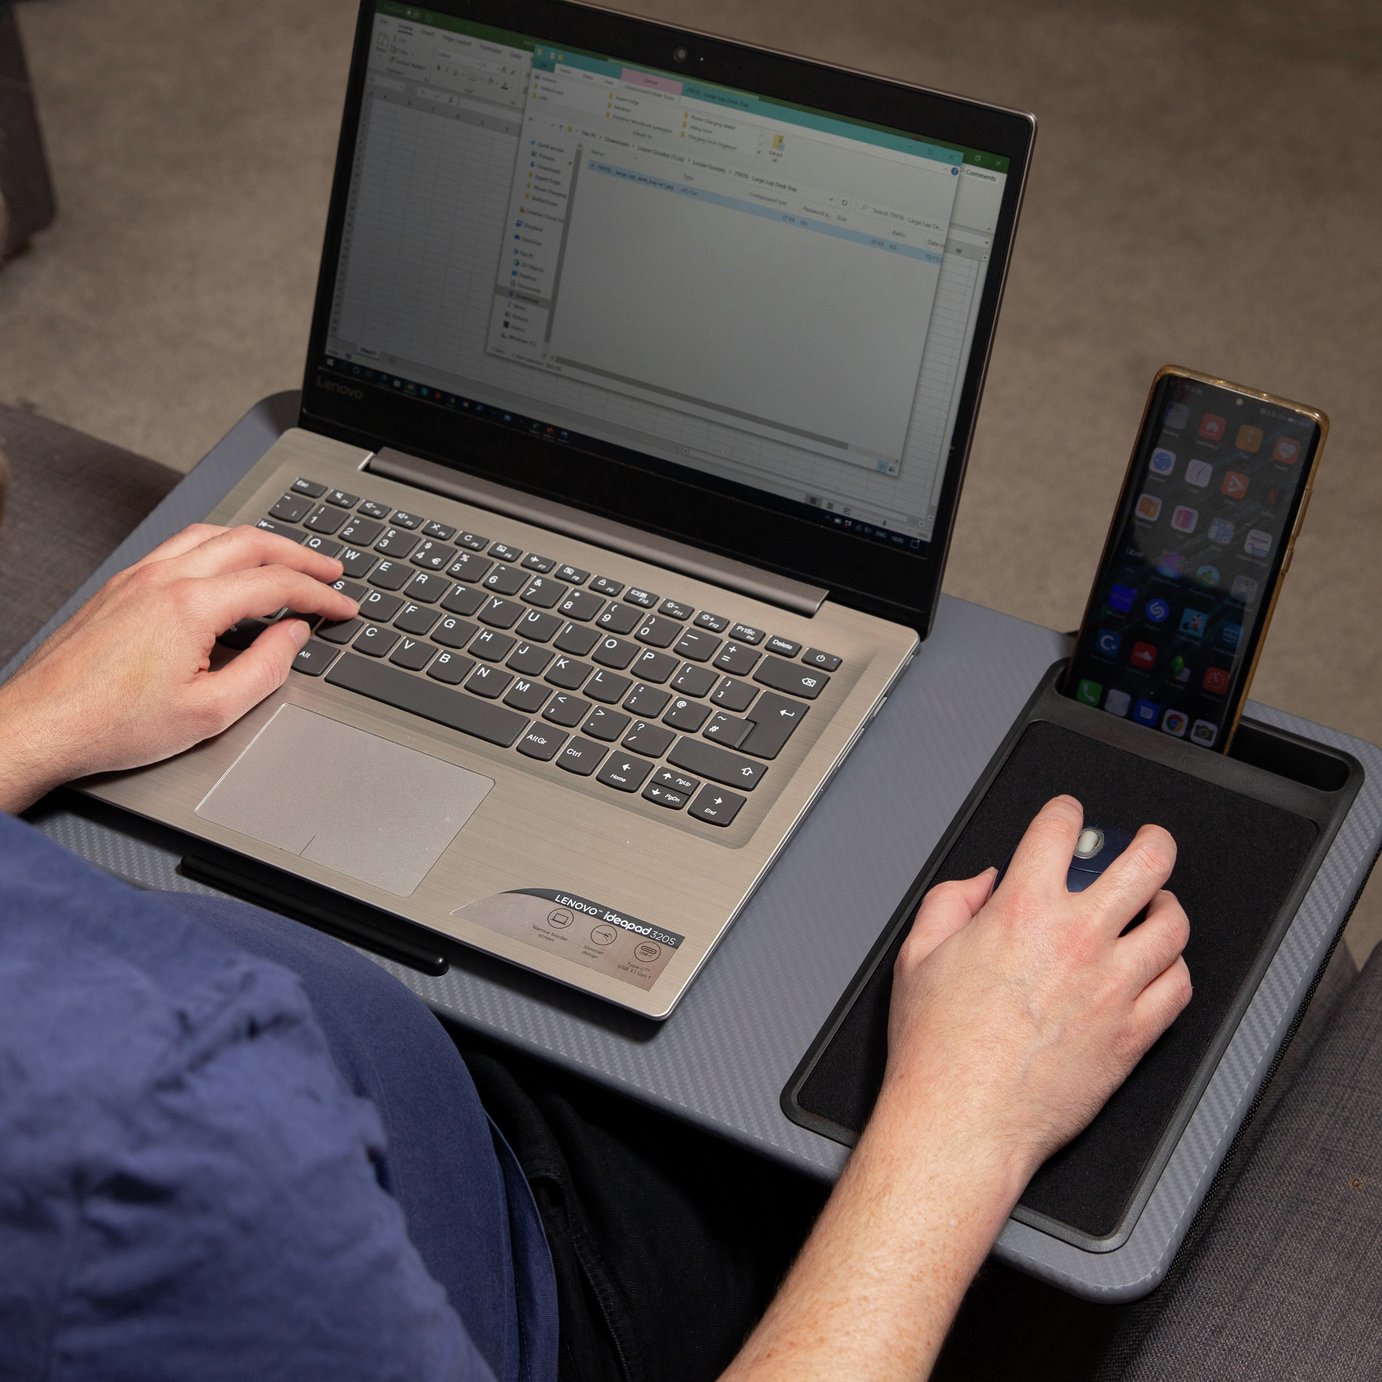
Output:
[{"xmin": 784, "ymin": 664, "xmax": 1361, "ymax": 1251}]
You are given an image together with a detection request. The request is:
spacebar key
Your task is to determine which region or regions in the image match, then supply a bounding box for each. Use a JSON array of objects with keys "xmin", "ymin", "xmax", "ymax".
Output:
[{"xmin": 326, "ymin": 652, "xmax": 528, "ymax": 747}]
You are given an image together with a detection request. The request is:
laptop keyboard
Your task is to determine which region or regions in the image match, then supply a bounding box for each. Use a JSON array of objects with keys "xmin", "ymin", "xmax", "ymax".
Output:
[{"xmin": 222, "ymin": 477, "xmax": 843, "ymax": 830}]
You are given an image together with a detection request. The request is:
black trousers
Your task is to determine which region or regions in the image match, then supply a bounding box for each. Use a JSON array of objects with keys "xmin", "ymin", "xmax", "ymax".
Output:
[{"xmin": 462, "ymin": 1045, "xmax": 827, "ymax": 1382}]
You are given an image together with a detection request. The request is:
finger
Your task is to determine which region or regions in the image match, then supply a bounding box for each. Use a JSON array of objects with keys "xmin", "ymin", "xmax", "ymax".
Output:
[
  {"xmin": 904, "ymin": 868, "xmax": 998, "ymax": 964},
  {"xmin": 998, "ymin": 795, "xmax": 1086, "ymax": 893},
  {"xmin": 188, "ymin": 618, "xmax": 314, "ymax": 734},
  {"xmin": 1086, "ymin": 823, "xmax": 1177, "ymax": 931},
  {"xmin": 155, "ymin": 525, "xmax": 345, "ymax": 585},
  {"xmin": 1114, "ymin": 889, "xmax": 1189, "ymax": 989},
  {"xmin": 201, "ymin": 565, "xmax": 359, "ymax": 630},
  {"xmin": 1130, "ymin": 955, "xmax": 1193, "ymax": 1051},
  {"xmin": 125, "ymin": 523, "xmax": 233, "ymax": 572}
]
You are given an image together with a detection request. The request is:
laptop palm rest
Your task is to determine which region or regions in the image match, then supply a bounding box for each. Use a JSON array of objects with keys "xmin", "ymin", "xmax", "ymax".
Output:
[{"xmin": 196, "ymin": 704, "xmax": 493, "ymax": 896}]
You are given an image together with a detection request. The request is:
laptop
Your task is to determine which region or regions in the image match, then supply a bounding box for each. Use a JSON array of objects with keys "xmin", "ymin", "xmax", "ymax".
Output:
[{"xmin": 84, "ymin": 0, "xmax": 1034, "ymax": 1018}]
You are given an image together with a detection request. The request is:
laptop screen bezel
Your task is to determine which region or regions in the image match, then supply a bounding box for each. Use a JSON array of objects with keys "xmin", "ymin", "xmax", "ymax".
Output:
[{"xmin": 299, "ymin": 0, "xmax": 1035, "ymax": 635}]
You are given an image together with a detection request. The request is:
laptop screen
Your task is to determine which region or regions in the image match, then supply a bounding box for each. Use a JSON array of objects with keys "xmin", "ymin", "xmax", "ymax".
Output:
[{"xmin": 304, "ymin": 0, "xmax": 1034, "ymax": 631}]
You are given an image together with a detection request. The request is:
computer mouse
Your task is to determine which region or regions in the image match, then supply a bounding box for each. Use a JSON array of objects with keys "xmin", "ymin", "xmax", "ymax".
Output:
[{"xmin": 1064, "ymin": 825, "xmax": 1134, "ymax": 892}]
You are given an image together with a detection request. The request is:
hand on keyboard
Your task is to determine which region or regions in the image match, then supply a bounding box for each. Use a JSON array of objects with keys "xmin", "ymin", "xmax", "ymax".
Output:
[{"xmin": 0, "ymin": 524, "xmax": 357, "ymax": 812}]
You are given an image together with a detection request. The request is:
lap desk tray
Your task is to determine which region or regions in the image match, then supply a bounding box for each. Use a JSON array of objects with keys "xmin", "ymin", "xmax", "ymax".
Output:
[
  {"xmin": 12, "ymin": 399, "xmax": 1382, "ymax": 1303},
  {"xmin": 786, "ymin": 661, "xmax": 1368, "ymax": 1268}
]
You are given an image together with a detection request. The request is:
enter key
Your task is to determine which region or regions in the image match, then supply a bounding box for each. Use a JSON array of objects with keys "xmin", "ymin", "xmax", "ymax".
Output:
[{"xmin": 739, "ymin": 691, "xmax": 809, "ymax": 760}]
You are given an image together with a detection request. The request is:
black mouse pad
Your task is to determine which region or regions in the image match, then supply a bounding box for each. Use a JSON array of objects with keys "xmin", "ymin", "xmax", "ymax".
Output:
[{"xmin": 787, "ymin": 718, "xmax": 1322, "ymax": 1246}]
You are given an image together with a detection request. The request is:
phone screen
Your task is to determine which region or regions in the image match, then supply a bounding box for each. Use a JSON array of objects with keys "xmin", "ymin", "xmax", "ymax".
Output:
[{"xmin": 1065, "ymin": 370, "xmax": 1324, "ymax": 749}]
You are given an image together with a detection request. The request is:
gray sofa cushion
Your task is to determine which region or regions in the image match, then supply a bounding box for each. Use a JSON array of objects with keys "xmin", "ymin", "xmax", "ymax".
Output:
[{"xmin": 0, "ymin": 402, "xmax": 178, "ymax": 670}]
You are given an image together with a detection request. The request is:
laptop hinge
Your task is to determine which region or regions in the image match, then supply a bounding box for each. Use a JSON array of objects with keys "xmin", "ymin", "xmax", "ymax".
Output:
[{"xmin": 367, "ymin": 447, "xmax": 828, "ymax": 617}]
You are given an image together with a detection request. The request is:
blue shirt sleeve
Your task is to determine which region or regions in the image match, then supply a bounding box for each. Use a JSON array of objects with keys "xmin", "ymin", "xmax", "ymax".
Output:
[{"xmin": 0, "ymin": 813, "xmax": 504, "ymax": 1382}]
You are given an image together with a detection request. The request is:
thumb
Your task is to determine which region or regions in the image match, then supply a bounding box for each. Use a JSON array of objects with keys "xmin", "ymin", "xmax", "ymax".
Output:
[
  {"xmin": 192, "ymin": 619, "xmax": 309, "ymax": 736},
  {"xmin": 904, "ymin": 867, "xmax": 998, "ymax": 964}
]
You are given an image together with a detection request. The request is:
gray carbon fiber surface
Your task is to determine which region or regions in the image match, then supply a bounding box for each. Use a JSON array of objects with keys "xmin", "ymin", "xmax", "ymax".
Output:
[{"xmin": 19, "ymin": 397, "xmax": 1382, "ymax": 1300}]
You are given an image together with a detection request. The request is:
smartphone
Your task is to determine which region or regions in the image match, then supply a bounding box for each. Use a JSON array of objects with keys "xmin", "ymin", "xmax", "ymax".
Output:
[{"xmin": 1064, "ymin": 366, "xmax": 1327, "ymax": 751}]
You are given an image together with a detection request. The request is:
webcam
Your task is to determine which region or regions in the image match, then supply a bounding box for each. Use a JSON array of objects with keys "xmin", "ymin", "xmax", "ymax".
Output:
[{"xmin": 672, "ymin": 45, "xmax": 689, "ymax": 63}]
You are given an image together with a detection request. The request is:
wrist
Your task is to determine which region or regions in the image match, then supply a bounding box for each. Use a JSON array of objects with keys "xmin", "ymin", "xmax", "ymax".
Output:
[{"xmin": 0, "ymin": 680, "xmax": 78, "ymax": 812}]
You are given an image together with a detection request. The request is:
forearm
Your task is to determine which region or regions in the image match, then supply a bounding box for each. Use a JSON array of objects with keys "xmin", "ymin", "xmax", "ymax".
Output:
[
  {"xmin": 723, "ymin": 1084, "xmax": 1029, "ymax": 1379},
  {"xmin": 0, "ymin": 682, "xmax": 78, "ymax": 813}
]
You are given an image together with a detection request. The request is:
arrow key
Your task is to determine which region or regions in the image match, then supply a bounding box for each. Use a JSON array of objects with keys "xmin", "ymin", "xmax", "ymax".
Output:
[{"xmin": 688, "ymin": 785, "xmax": 746, "ymax": 827}]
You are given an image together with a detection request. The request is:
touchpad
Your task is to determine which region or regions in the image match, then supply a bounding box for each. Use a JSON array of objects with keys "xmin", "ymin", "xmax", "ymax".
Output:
[{"xmin": 197, "ymin": 704, "xmax": 493, "ymax": 895}]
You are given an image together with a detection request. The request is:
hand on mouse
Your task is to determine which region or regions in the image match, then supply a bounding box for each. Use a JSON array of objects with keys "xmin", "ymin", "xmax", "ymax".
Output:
[
  {"xmin": 0, "ymin": 524, "xmax": 358, "ymax": 813},
  {"xmin": 883, "ymin": 793, "xmax": 1191, "ymax": 1185}
]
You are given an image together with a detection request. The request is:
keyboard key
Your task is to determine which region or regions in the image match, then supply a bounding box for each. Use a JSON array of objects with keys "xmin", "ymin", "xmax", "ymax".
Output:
[
  {"xmin": 622, "ymin": 721, "xmax": 675, "ymax": 757},
  {"xmin": 596, "ymin": 602, "xmax": 639, "ymax": 635},
  {"xmin": 659, "ymin": 598, "xmax": 695, "ymax": 620},
  {"xmin": 672, "ymin": 664, "xmax": 717, "ymax": 698},
  {"xmin": 597, "ymin": 753, "xmax": 653, "ymax": 793},
  {"xmin": 673, "ymin": 629, "xmax": 720, "ymax": 662},
  {"xmin": 586, "ymin": 669, "xmax": 632, "ymax": 704},
  {"xmin": 515, "ymin": 609, "xmax": 561, "ymax": 643},
  {"xmin": 739, "ymin": 691, "xmax": 809, "ymax": 760},
  {"xmin": 521, "ymin": 552, "xmax": 556, "ymax": 572},
  {"xmin": 652, "ymin": 767, "xmax": 700, "ymax": 796},
  {"xmin": 404, "ymin": 570, "xmax": 448, "ymax": 603},
  {"xmin": 556, "ymin": 563, "xmax": 589, "ymax": 584},
  {"xmin": 582, "ymin": 707, "xmax": 630, "ymax": 742},
  {"xmin": 358, "ymin": 590, "xmax": 403, "ymax": 623},
  {"xmin": 359, "ymin": 499, "xmax": 392, "ymax": 520},
  {"xmin": 554, "ymin": 623, "xmax": 600, "ymax": 656},
  {"xmin": 370, "ymin": 560, "xmax": 412, "ymax": 592},
  {"xmin": 630, "ymin": 648, "xmax": 677, "ymax": 684},
  {"xmin": 625, "ymin": 587, "xmax": 658, "ymax": 609},
  {"xmin": 317, "ymin": 617, "xmax": 363, "ymax": 646},
  {"xmin": 470, "ymin": 628, "xmax": 515, "ymax": 662},
  {"xmin": 713, "ymin": 643, "xmax": 760, "ymax": 676},
  {"xmin": 441, "ymin": 583, "xmax": 484, "ymax": 616},
  {"xmin": 446, "ymin": 551, "xmax": 492, "ymax": 582},
  {"xmin": 411, "ymin": 540, "xmax": 457, "ymax": 570},
  {"xmin": 703, "ymin": 712, "xmax": 751, "ymax": 749},
  {"xmin": 269, "ymin": 493, "xmax": 313, "ymax": 523},
  {"xmin": 590, "ymin": 575, "xmax": 623, "ymax": 596},
  {"xmin": 338, "ymin": 547, "xmax": 376, "ymax": 579},
  {"xmin": 427, "ymin": 651, "xmax": 474, "ymax": 685},
  {"xmin": 483, "ymin": 565, "xmax": 527, "ymax": 596},
  {"xmin": 520, "ymin": 576, "xmax": 567, "ymax": 609},
  {"xmin": 302, "ymin": 535, "xmax": 342, "ymax": 558},
  {"xmin": 433, "ymin": 616, "xmax": 477, "ymax": 649},
  {"xmin": 765, "ymin": 635, "xmax": 802, "ymax": 658},
  {"xmin": 643, "ymin": 782, "xmax": 689, "ymax": 810},
  {"xmin": 375, "ymin": 527, "xmax": 419, "ymax": 557},
  {"xmin": 291, "ymin": 638, "xmax": 338, "ymax": 676},
  {"xmin": 803, "ymin": 649, "xmax": 843, "ymax": 672},
  {"xmin": 326, "ymin": 488, "xmax": 359, "ymax": 508},
  {"xmin": 291, "ymin": 477, "xmax": 326, "ymax": 497},
  {"xmin": 517, "ymin": 725, "xmax": 567, "ymax": 761},
  {"xmin": 623, "ymin": 684, "xmax": 670, "ymax": 717},
  {"xmin": 663, "ymin": 697, "xmax": 710, "ymax": 732},
  {"xmin": 543, "ymin": 693, "xmax": 590, "ymax": 728},
  {"xmin": 338, "ymin": 516, "xmax": 383, "ymax": 546},
  {"xmin": 504, "ymin": 678, "xmax": 550, "ymax": 713},
  {"xmin": 304, "ymin": 505, "xmax": 346, "ymax": 535},
  {"xmin": 668, "ymin": 738, "xmax": 766, "ymax": 791},
  {"xmin": 458, "ymin": 530, "xmax": 489, "ymax": 551},
  {"xmin": 394, "ymin": 603, "xmax": 439, "ymax": 637},
  {"xmin": 465, "ymin": 664, "xmax": 511, "ymax": 699},
  {"xmin": 478, "ymin": 596, "xmax": 524, "ymax": 629},
  {"xmin": 755, "ymin": 655, "xmax": 831, "ymax": 699},
  {"xmin": 694, "ymin": 611, "xmax": 729, "ymax": 633},
  {"xmin": 546, "ymin": 655, "xmax": 593, "ymax": 690},
  {"xmin": 589, "ymin": 635, "xmax": 636, "ymax": 670},
  {"xmin": 390, "ymin": 510, "xmax": 424, "ymax": 529},
  {"xmin": 507, "ymin": 642, "xmax": 553, "ymax": 676},
  {"xmin": 421, "ymin": 519, "xmax": 456, "ymax": 540},
  {"xmin": 557, "ymin": 589, "xmax": 605, "ymax": 621},
  {"xmin": 710, "ymin": 676, "xmax": 757, "ymax": 712},
  {"xmin": 557, "ymin": 737, "xmax": 605, "ymax": 777},
  {"xmin": 354, "ymin": 624, "xmax": 398, "ymax": 658},
  {"xmin": 633, "ymin": 614, "xmax": 681, "ymax": 648},
  {"xmin": 329, "ymin": 579, "xmax": 367, "ymax": 602},
  {"xmin": 389, "ymin": 637, "xmax": 434, "ymax": 672},
  {"xmin": 489, "ymin": 542, "xmax": 523, "ymax": 562},
  {"xmin": 254, "ymin": 519, "xmax": 305, "ymax": 542},
  {"xmin": 689, "ymin": 785, "xmax": 746, "ymax": 826},
  {"xmin": 730, "ymin": 623, "xmax": 765, "ymax": 645}
]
